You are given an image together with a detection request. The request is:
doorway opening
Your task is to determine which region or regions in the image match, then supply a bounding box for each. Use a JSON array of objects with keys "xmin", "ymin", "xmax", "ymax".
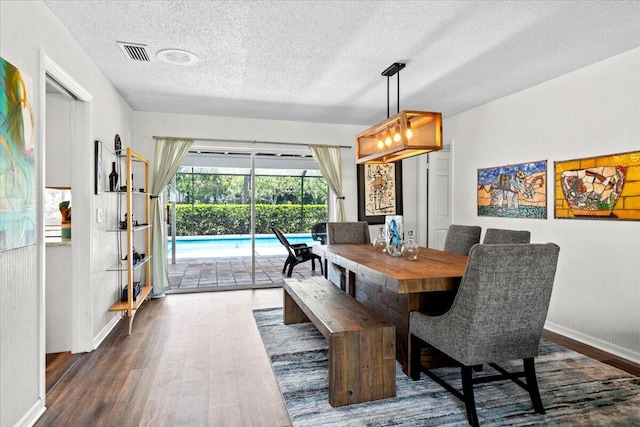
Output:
[{"xmin": 41, "ymin": 59, "xmax": 93, "ymax": 399}]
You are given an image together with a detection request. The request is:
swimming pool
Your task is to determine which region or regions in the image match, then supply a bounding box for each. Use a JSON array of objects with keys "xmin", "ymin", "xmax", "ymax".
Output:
[{"xmin": 167, "ymin": 234, "xmax": 318, "ymax": 258}]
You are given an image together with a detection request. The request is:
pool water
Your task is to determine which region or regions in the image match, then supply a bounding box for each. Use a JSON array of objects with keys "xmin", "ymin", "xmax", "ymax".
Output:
[{"xmin": 167, "ymin": 234, "xmax": 318, "ymax": 258}]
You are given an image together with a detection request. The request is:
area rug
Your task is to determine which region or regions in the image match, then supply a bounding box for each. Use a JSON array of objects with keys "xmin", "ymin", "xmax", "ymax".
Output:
[{"xmin": 254, "ymin": 307, "xmax": 640, "ymax": 427}]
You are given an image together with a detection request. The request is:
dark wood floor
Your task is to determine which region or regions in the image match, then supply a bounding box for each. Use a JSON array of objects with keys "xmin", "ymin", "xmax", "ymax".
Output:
[
  {"xmin": 39, "ymin": 289, "xmax": 289, "ymax": 427},
  {"xmin": 39, "ymin": 289, "xmax": 639, "ymax": 426},
  {"xmin": 542, "ymin": 329, "xmax": 640, "ymax": 376},
  {"xmin": 45, "ymin": 352, "xmax": 82, "ymax": 394}
]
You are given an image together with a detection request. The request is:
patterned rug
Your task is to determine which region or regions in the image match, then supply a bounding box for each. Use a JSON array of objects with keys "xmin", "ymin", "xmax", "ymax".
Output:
[{"xmin": 254, "ymin": 307, "xmax": 640, "ymax": 427}]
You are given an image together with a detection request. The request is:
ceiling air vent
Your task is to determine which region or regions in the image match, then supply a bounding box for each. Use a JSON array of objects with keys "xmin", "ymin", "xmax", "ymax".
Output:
[{"xmin": 117, "ymin": 42, "xmax": 151, "ymax": 62}]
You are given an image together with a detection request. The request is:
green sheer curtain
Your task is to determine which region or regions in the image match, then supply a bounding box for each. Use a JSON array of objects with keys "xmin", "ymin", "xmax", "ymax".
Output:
[
  {"xmin": 150, "ymin": 137, "xmax": 193, "ymax": 296},
  {"xmin": 310, "ymin": 144, "xmax": 345, "ymax": 222}
]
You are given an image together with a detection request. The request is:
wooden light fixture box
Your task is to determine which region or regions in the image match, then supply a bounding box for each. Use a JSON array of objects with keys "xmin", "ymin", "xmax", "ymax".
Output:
[{"xmin": 356, "ymin": 111, "xmax": 442, "ymax": 164}]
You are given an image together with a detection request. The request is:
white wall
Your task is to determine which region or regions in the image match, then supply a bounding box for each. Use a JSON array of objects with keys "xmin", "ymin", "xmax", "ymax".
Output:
[
  {"xmin": 446, "ymin": 46, "xmax": 640, "ymax": 363},
  {"xmin": 44, "ymin": 93, "xmax": 72, "ymax": 354},
  {"xmin": 45, "ymin": 93, "xmax": 72, "ymax": 187},
  {"xmin": 0, "ymin": 2, "xmax": 134, "ymax": 426},
  {"xmin": 45, "ymin": 245, "xmax": 71, "ymax": 353}
]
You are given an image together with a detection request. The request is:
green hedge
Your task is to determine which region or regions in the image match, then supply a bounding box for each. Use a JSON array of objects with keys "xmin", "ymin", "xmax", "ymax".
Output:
[{"xmin": 174, "ymin": 204, "xmax": 327, "ymax": 235}]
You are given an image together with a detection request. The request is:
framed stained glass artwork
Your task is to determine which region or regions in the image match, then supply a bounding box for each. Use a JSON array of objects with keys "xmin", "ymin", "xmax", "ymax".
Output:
[
  {"xmin": 555, "ymin": 150, "xmax": 640, "ymax": 220},
  {"xmin": 477, "ymin": 160, "xmax": 547, "ymax": 219}
]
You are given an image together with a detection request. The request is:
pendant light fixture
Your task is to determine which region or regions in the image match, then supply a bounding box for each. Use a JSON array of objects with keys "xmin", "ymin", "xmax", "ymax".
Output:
[{"xmin": 356, "ymin": 62, "xmax": 442, "ymax": 164}]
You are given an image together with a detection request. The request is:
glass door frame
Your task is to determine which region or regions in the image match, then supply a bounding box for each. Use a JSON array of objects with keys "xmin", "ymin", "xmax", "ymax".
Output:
[{"xmin": 167, "ymin": 145, "xmax": 325, "ymax": 289}]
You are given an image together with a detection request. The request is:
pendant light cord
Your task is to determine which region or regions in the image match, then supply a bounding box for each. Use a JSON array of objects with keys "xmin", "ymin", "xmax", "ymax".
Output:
[
  {"xmin": 397, "ymin": 70, "xmax": 400, "ymax": 114},
  {"xmin": 387, "ymin": 75, "xmax": 390, "ymax": 119},
  {"xmin": 385, "ymin": 66, "xmax": 402, "ymax": 118}
]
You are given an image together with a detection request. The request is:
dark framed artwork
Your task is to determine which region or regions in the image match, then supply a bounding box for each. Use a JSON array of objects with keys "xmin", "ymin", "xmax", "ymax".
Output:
[
  {"xmin": 555, "ymin": 150, "xmax": 640, "ymax": 220},
  {"xmin": 357, "ymin": 162, "xmax": 403, "ymax": 225},
  {"xmin": 95, "ymin": 140, "xmax": 102, "ymax": 194},
  {"xmin": 477, "ymin": 160, "xmax": 547, "ymax": 218}
]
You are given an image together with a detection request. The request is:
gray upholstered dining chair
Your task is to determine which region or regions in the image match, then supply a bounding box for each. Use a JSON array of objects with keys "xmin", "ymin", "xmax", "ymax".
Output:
[
  {"xmin": 409, "ymin": 243, "xmax": 560, "ymax": 427},
  {"xmin": 482, "ymin": 228, "xmax": 531, "ymax": 244},
  {"xmin": 443, "ymin": 224, "xmax": 482, "ymax": 255},
  {"xmin": 326, "ymin": 221, "xmax": 370, "ymax": 291},
  {"xmin": 327, "ymin": 221, "xmax": 371, "ymax": 244}
]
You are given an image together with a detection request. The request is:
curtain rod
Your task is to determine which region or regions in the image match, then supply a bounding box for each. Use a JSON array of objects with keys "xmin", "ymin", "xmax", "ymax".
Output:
[{"xmin": 153, "ymin": 136, "xmax": 352, "ymax": 150}]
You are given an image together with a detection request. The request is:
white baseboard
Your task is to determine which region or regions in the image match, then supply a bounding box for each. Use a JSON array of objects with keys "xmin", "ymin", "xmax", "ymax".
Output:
[
  {"xmin": 93, "ymin": 313, "xmax": 122, "ymax": 350},
  {"xmin": 16, "ymin": 398, "xmax": 45, "ymax": 427},
  {"xmin": 545, "ymin": 321, "xmax": 640, "ymax": 365}
]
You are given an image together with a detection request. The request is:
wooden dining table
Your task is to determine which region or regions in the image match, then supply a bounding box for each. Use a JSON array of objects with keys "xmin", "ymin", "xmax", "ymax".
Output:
[{"xmin": 313, "ymin": 243, "xmax": 468, "ymax": 376}]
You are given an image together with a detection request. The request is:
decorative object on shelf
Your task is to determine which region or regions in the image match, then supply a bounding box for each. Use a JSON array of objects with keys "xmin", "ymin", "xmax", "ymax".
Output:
[
  {"xmin": 373, "ymin": 226, "xmax": 387, "ymax": 253},
  {"xmin": 114, "ymin": 134, "xmax": 122, "ymax": 156},
  {"xmin": 555, "ymin": 150, "xmax": 640, "ymax": 220},
  {"xmin": 108, "ymin": 161, "xmax": 119, "ymax": 192},
  {"xmin": 477, "ymin": 160, "xmax": 547, "ymax": 219},
  {"xmin": 95, "ymin": 140, "xmax": 103, "ymax": 194},
  {"xmin": 385, "ymin": 215, "xmax": 404, "ymax": 257},
  {"xmin": 121, "ymin": 282, "xmax": 141, "ymax": 302},
  {"xmin": 0, "ymin": 57, "xmax": 35, "ymax": 251},
  {"xmin": 401, "ymin": 230, "xmax": 420, "ymax": 260},
  {"xmin": 59, "ymin": 201, "xmax": 71, "ymax": 239},
  {"xmin": 120, "ymin": 213, "xmax": 137, "ymax": 229},
  {"xmin": 122, "ymin": 246, "xmax": 143, "ymax": 264},
  {"xmin": 357, "ymin": 162, "xmax": 403, "ymax": 224},
  {"xmin": 355, "ymin": 62, "xmax": 442, "ymax": 164}
]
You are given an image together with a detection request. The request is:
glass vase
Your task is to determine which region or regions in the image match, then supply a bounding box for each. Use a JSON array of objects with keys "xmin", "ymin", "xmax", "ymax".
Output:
[
  {"xmin": 401, "ymin": 230, "xmax": 420, "ymax": 261},
  {"xmin": 373, "ymin": 227, "xmax": 387, "ymax": 253}
]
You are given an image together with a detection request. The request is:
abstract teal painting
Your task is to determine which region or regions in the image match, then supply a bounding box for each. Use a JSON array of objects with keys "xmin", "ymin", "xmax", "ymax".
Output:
[{"xmin": 0, "ymin": 57, "xmax": 35, "ymax": 251}]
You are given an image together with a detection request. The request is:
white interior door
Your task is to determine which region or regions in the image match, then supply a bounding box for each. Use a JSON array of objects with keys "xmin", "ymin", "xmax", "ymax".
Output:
[{"xmin": 427, "ymin": 143, "xmax": 452, "ymax": 249}]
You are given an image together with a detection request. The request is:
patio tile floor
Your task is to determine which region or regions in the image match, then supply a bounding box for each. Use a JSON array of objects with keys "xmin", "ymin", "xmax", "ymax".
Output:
[{"xmin": 166, "ymin": 255, "xmax": 323, "ymax": 292}]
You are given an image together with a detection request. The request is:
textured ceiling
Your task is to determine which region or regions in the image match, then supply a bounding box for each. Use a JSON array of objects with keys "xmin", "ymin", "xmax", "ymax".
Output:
[{"xmin": 43, "ymin": 1, "xmax": 640, "ymax": 126}]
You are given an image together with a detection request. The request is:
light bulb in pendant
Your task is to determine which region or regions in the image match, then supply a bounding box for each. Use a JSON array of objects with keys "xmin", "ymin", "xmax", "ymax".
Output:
[
  {"xmin": 384, "ymin": 129, "xmax": 392, "ymax": 146},
  {"xmin": 393, "ymin": 127, "xmax": 401, "ymax": 142},
  {"xmin": 406, "ymin": 121, "xmax": 413, "ymax": 140},
  {"xmin": 377, "ymin": 139, "xmax": 384, "ymax": 149}
]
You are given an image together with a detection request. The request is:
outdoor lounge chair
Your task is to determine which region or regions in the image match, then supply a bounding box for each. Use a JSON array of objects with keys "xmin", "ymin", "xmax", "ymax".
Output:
[{"xmin": 272, "ymin": 226, "xmax": 323, "ymax": 277}]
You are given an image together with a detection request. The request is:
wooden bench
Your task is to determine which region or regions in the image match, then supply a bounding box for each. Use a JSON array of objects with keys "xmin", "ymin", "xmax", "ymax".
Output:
[{"xmin": 283, "ymin": 276, "xmax": 396, "ymax": 407}]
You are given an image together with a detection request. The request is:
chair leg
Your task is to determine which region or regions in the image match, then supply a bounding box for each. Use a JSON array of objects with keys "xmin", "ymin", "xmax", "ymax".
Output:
[
  {"xmin": 461, "ymin": 366, "xmax": 480, "ymax": 427},
  {"xmin": 287, "ymin": 262, "xmax": 295, "ymax": 277},
  {"xmin": 311, "ymin": 258, "xmax": 316, "ymax": 271},
  {"xmin": 524, "ymin": 358, "xmax": 545, "ymax": 414}
]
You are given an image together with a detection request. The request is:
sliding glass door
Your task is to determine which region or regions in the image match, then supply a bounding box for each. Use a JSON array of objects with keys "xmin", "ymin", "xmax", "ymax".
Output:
[{"xmin": 167, "ymin": 149, "xmax": 327, "ymax": 290}]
